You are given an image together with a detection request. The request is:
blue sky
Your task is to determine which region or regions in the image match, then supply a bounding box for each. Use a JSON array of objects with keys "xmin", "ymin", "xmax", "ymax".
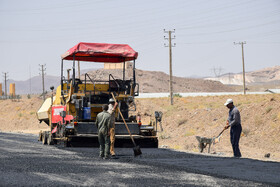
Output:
[{"xmin": 0, "ymin": 0, "xmax": 280, "ymax": 81}]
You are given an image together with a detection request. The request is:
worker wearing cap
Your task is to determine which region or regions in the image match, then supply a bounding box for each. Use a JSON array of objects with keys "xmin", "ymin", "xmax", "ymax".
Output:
[
  {"xmin": 224, "ymin": 99, "xmax": 242, "ymax": 158},
  {"xmin": 108, "ymin": 98, "xmax": 118, "ymax": 157},
  {"xmin": 96, "ymin": 104, "xmax": 111, "ymax": 159}
]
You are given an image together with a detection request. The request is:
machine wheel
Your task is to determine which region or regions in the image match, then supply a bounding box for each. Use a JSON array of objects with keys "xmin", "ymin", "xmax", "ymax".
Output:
[
  {"xmin": 38, "ymin": 131, "xmax": 43, "ymax": 141},
  {"xmin": 64, "ymin": 139, "xmax": 70, "ymax": 147},
  {"xmin": 47, "ymin": 134, "xmax": 54, "ymax": 145},
  {"xmin": 42, "ymin": 132, "xmax": 47, "ymax": 145}
]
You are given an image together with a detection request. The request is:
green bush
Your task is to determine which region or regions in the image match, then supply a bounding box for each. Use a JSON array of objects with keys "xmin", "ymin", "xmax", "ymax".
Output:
[
  {"xmin": 266, "ymin": 106, "xmax": 273, "ymax": 114},
  {"xmin": 173, "ymin": 93, "xmax": 182, "ymax": 98}
]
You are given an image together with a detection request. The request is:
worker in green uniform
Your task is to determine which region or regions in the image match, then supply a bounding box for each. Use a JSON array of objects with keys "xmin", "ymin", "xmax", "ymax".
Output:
[{"xmin": 96, "ymin": 104, "xmax": 111, "ymax": 159}]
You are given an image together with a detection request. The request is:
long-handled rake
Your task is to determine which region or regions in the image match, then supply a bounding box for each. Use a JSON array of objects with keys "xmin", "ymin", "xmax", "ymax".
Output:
[{"xmin": 111, "ymin": 93, "xmax": 142, "ymax": 157}]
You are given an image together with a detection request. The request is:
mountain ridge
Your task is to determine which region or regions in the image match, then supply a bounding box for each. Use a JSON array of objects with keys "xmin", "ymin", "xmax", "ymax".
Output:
[
  {"xmin": 3, "ymin": 66, "xmax": 280, "ymax": 95},
  {"xmin": 205, "ymin": 66, "xmax": 280, "ymax": 85}
]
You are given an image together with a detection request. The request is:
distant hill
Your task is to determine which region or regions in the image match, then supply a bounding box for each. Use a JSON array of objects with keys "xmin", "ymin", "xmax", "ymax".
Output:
[
  {"xmin": 5, "ymin": 75, "xmax": 60, "ymax": 95},
  {"xmin": 86, "ymin": 68, "xmax": 235, "ymax": 93},
  {"xmin": 205, "ymin": 66, "xmax": 280, "ymax": 85},
  {"xmin": 17, "ymin": 65, "xmax": 280, "ymax": 95}
]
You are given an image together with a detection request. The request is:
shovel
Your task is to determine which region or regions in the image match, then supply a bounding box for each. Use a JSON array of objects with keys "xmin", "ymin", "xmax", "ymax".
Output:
[
  {"xmin": 213, "ymin": 128, "xmax": 226, "ymax": 144},
  {"xmin": 216, "ymin": 128, "xmax": 226, "ymax": 139},
  {"xmin": 111, "ymin": 93, "xmax": 142, "ymax": 157}
]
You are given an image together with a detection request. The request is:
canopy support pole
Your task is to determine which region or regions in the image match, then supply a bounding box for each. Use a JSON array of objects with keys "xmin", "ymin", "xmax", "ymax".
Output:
[
  {"xmin": 123, "ymin": 58, "xmax": 126, "ymax": 80},
  {"xmin": 60, "ymin": 59, "xmax": 64, "ymax": 104},
  {"xmin": 78, "ymin": 61, "xmax": 80, "ymax": 79},
  {"xmin": 133, "ymin": 59, "xmax": 136, "ymax": 84},
  {"xmin": 72, "ymin": 54, "xmax": 76, "ymax": 86}
]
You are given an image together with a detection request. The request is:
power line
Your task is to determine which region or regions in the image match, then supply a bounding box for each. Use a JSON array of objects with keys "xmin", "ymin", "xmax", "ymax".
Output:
[
  {"xmin": 179, "ymin": 20, "xmax": 280, "ymax": 36},
  {"xmin": 177, "ymin": 2, "xmax": 280, "ymax": 30},
  {"xmin": 249, "ymin": 41, "xmax": 280, "ymax": 44}
]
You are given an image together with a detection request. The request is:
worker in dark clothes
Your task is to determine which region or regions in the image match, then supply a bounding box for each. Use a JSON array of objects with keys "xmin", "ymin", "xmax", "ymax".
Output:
[
  {"xmin": 96, "ymin": 104, "xmax": 111, "ymax": 159},
  {"xmin": 224, "ymin": 99, "xmax": 242, "ymax": 158}
]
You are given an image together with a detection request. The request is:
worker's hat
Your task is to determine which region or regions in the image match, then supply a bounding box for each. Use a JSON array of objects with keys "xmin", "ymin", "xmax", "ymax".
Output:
[
  {"xmin": 109, "ymin": 98, "xmax": 115, "ymax": 103},
  {"xmin": 224, "ymin": 99, "xmax": 233, "ymax": 106}
]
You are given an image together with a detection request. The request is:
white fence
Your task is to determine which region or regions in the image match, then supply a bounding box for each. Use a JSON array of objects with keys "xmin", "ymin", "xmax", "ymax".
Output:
[{"xmin": 137, "ymin": 92, "xmax": 270, "ymax": 98}]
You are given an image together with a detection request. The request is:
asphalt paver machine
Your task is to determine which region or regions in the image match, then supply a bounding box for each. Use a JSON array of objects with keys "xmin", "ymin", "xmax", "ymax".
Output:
[{"xmin": 37, "ymin": 42, "xmax": 159, "ymax": 147}]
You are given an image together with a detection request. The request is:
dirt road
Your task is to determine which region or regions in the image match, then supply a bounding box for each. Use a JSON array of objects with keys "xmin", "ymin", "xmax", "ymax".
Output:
[{"xmin": 0, "ymin": 132, "xmax": 278, "ymax": 186}]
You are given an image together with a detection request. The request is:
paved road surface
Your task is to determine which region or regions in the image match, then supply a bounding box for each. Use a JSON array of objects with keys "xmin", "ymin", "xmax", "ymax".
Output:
[{"xmin": 0, "ymin": 132, "xmax": 279, "ymax": 186}]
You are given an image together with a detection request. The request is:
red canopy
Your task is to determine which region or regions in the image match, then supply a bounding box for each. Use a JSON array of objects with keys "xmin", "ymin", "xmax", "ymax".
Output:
[{"xmin": 61, "ymin": 42, "xmax": 138, "ymax": 63}]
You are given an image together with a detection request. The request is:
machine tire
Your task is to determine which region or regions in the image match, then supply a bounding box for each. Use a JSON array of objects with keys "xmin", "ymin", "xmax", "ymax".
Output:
[
  {"xmin": 42, "ymin": 132, "xmax": 47, "ymax": 145},
  {"xmin": 38, "ymin": 131, "xmax": 43, "ymax": 141},
  {"xmin": 47, "ymin": 134, "xmax": 54, "ymax": 145},
  {"xmin": 64, "ymin": 139, "xmax": 70, "ymax": 147}
]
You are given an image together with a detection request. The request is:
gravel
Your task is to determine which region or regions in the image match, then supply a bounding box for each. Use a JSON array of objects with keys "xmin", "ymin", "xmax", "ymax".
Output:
[{"xmin": 0, "ymin": 132, "xmax": 278, "ymax": 186}]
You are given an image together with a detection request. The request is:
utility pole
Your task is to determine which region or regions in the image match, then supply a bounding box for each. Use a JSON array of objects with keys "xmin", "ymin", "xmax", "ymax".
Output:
[
  {"xmin": 164, "ymin": 29, "xmax": 176, "ymax": 105},
  {"xmin": 39, "ymin": 64, "xmax": 46, "ymax": 100},
  {"xmin": 29, "ymin": 65, "xmax": 32, "ymax": 95},
  {"xmin": 228, "ymin": 73, "xmax": 232, "ymax": 84},
  {"xmin": 2, "ymin": 72, "xmax": 8, "ymax": 99},
  {"xmin": 211, "ymin": 67, "xmax": 224, "ymax": 78},
  {"xmin": 234, "ymin": 41, "xmax": 246, "ymax": 94}
]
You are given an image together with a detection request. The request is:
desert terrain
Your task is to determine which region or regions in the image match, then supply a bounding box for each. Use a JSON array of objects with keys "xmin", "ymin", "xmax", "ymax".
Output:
[{"xmin": 0, "ymin": 93, "xmax": 279, "ymax": 162}]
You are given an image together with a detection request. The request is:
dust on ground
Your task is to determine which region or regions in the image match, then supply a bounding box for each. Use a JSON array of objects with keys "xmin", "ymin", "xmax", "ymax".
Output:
[{"xmin": 0, "ymin": 94, "xmax": 279, "ymax": 162}]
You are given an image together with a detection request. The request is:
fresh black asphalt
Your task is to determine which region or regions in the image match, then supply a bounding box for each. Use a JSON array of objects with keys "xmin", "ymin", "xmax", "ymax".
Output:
[{"xmin": 0, "ymin": 132, "xmax": 277, "ymax": 186}]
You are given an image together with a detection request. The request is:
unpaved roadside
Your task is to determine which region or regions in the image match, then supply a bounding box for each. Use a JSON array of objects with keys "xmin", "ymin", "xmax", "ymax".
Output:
[
  {"xmin": 133, "ymin": 94, "xmax": 280, "ymax": 162},
  {"xmin": 0, "ymin": 94, "xmax": 280, "ymax": 162}
]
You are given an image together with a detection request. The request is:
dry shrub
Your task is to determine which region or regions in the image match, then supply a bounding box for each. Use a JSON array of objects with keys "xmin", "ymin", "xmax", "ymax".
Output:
[
  {"xmin": 270, "ymin": 97, "xmax": 275, "ymax": 102},
  {"xmin": 159, "ymin": 133, "xmax": 171, "ymax": 140},
  {"xmin": 270, "ymin": 122, "xmax": 278, "ymax": 129},
  {"xmin": 178, "ymin": 119, "xmax": 188, "ymax": 126},
  {"xmin": 185, "ymin": 129, "xmax": 196, "ymax": 137},
  {"xmin": 182, "ymin": 98, "xmax": 188, "ymax": 104},
  {"xmin": 272, "ymin": 114, "xmax": 277, "ymax": 121},
  {"xmin": 242, "ymin": 128, "xmax": 250, "ymax": 137},
  {"xmin": 254, "ymin": 116, "xmax": 263, "ymax": 127},
  {"xmin": 278, "ymin": 112, "xmax": 280, "ymax": 120},
  {"xmin": 265, "ymin": 106, "xmax": 273, "ymax": 113},
  {"xmin": 172, "ymin": 145, "xmax": 181, "ymax": 150}
]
